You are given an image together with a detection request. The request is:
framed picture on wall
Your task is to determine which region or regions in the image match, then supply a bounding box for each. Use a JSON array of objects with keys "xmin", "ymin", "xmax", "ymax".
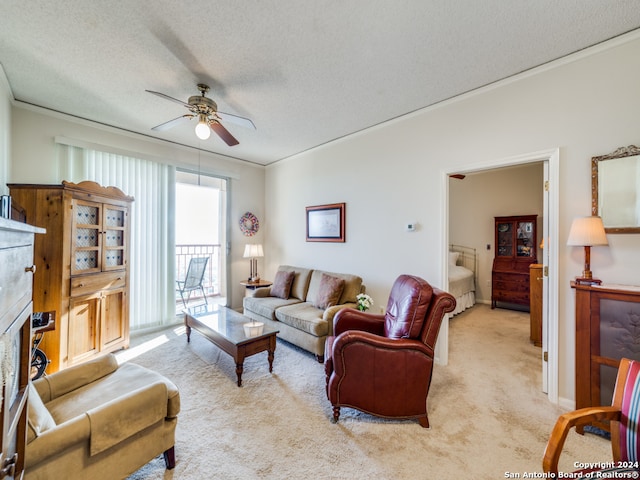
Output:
[{"xmin": 306, "ymin": 203, "xmax": 345, "ymax": 242}]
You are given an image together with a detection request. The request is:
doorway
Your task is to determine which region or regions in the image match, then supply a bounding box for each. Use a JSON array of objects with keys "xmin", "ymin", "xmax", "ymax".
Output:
[
  {"xmin": 442, "ymin": 149, "xmax": 559, "ymax": 404},
  {"xmin": 175, "ymin": 170, "xmax": 228, "ymax": 309}
]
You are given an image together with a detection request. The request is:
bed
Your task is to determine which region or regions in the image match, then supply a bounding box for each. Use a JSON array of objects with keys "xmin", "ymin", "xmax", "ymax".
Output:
[{"xmin": 448, "ymin": 244, "xmax": 477, "ymax": 316}]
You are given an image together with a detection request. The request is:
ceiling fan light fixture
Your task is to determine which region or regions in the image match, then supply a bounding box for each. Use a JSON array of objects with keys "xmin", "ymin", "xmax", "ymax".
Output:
[{"xmin": 195, "ymin": 114, "xmax": 210, "ymax": 140}]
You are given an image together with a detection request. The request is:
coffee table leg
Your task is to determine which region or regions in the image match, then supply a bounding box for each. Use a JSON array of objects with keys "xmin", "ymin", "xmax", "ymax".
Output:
[
  {"xmin": 235, "ymin": 362, "xmax": 244, "ymax": 387},
  {"xmin": 267, "ymin": 336, "xmax": 276, "ymax": 373}
]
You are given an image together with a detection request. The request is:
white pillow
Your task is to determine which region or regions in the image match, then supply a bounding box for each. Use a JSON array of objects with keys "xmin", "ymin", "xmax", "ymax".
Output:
[{"xmin": 448, "ymin": 252, "xmax": 460, "ymax": 267}]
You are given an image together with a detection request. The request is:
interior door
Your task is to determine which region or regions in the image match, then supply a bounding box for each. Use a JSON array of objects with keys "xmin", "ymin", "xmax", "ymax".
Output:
[{"xmin": 541, "ymin": 161, "xmax": 550, "ymax": 393}]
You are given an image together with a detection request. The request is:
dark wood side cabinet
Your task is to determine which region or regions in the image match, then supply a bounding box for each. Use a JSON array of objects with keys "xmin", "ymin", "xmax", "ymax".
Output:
[
  {"xmin": 572, "ymin": 282, "xmax": 640, "ymax": 430},
  {"xmin": 0, "ymin": 217, "xmax": 44, "ymax": 479},
  {"xmin": 529, "ymin": 264, "xmax": 543, "ymax": 346},
  {"xmin": 491, "ymin": 215, "xmax": 537, "ymax": 309}
]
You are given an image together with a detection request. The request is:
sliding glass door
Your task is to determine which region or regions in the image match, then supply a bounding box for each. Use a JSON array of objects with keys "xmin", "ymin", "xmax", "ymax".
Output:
[{"xmin": 175, "ymin": 170, "xmax": 228, "ymax": 310}]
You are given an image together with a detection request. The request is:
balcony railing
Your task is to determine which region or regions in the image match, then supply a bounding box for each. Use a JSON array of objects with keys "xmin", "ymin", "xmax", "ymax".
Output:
[{"xmin": 175, "ymin": 244, "xmax": 222, "ymax": 305}]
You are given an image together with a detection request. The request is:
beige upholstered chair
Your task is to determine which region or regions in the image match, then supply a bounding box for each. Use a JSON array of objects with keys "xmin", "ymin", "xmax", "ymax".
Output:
[{"xmin": 25, "ymin": 354, "xmax": 179, "ymax": 480}]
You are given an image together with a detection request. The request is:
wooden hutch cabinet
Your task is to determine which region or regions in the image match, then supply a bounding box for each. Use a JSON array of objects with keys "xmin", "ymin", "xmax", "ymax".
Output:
[
  {"xmin": 572, "ymin": 282, "xmax": 640, "ymax": 431},
  {"xmin": 9, "ymin": 181, "xmax": 133, "ymax": 373},
  {"xmin": 491, "ymin": 215, "xmax": 537, "ymax": 309},
  {"xmin": 0, "ymin": 217, "xmax": 44, "ymax": 479}
]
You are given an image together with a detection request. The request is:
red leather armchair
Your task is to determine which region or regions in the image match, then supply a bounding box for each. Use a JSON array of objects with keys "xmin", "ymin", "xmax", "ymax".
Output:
[{"xmin": 324, "ymin": 275, "xmax": 456, "ymax": 428}]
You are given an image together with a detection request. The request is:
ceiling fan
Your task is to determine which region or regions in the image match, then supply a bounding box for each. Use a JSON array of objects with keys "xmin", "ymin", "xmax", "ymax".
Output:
[{"xmin": 146, "ymin": 83, "xmax": 255, "ymax": 146}]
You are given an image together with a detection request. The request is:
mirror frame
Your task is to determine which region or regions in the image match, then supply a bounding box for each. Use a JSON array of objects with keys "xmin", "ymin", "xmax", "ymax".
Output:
[{"xmin": 591, "ymin": 144, "xmax": 640, "ymax": 234}]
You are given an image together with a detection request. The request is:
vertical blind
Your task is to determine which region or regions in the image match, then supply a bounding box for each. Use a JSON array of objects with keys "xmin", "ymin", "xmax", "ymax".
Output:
[{"xmin": 58, "ymin": 144, "xmax": 176, "ymax": 330}]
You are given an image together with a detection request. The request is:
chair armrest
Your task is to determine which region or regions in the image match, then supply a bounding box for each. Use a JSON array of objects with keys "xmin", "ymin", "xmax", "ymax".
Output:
[
  {"xmin": 333, "ymin": 308, "xmax": 385, "ymax": 337},
  {"xmin": 26, "ymin": 414, "xmax": 91, "ymax": 468},
  {"xmin": 543, "ymin": 406, "xmax": 620, "ymax": 474},
  {"xmin": 87, "ymin": 381, "xmax": 169, "ymax": 456},
  {"xmin": 34, "ymin": 354, "xmax": 119, "ymax": 402}
]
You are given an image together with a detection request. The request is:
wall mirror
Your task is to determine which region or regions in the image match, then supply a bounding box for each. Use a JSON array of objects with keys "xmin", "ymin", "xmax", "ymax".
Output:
[{"xmin": 592, "ymin": 145, "xmax": 640, "ymax": 233}]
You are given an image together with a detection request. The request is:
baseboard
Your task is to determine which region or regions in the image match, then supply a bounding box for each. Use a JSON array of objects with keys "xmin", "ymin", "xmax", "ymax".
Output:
[{"xmin": 557, "ymin": 396, "xmax": 575, "ymax": 411}]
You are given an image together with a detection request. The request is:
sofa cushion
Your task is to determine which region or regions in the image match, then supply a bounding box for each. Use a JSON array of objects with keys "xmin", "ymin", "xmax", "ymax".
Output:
[
  {"xmin": 27, "ymin": 383, "xmax": 57, "ymax": 443},
  {"xmin": 271, "ymin": 270, "xmax": 295, "ymax": 299},
  {"xmin": 312, "ymin": 273, "xmax": 345, "ymax": 309},
  {"xmin": 277, "ymin": 266, "xmax": 313, "ymax": 300},
  {"xmin": 243, "ymin": 295, "xmax": 303, "ymax": 320},
  {"xmin": 275, "ymin": 302, "xmax": 330, "ymax": 337}
]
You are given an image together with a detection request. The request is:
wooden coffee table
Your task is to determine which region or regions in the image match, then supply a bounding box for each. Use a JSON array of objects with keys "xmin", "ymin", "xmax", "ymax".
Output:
[{"xmin": 184, "ymin": 304, "xmax": 279, "ymax": 387}]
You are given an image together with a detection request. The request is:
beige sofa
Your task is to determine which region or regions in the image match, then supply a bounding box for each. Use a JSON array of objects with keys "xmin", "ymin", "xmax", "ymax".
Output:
[
  {"xmin": 25, "ymin": 354, "xmax": 180, "ymax": 480},
  {"xmin": 242, "ymin": 265, "xmax": 364, "ymax": 362}
]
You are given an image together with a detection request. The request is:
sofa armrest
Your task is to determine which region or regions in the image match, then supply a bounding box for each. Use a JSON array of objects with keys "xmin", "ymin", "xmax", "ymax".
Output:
[
  {"xmin": 250, "ymin": 287, "xmax": 273, "ymax": 298},
  {"xmin": 26, "ymin": 414, "xmax": 91, "ymax": 468},
  {"xmin": 34, "ymin": 354, "xmax": 119, "ymax": 402},
  {"xmin": 323, "ymin": 302, "xmax": 358, "ymax": 327}
]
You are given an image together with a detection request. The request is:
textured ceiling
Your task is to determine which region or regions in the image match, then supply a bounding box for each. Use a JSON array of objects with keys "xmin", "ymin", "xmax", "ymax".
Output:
[{"xmin": 2, "ymin": 1, "xmax": 640, "ymax": 165}]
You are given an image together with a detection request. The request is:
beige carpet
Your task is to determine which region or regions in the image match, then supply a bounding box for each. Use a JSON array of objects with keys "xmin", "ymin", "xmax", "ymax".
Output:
[{"xmin": 121, "ymin": 304, "xmax": 610, "ymax": 479}]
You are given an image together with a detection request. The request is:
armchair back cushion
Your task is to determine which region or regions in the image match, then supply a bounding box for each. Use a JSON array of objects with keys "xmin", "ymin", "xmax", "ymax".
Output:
[{"xmin": 384, "ymin": 275, "xmax": 433, "ymax": 339}]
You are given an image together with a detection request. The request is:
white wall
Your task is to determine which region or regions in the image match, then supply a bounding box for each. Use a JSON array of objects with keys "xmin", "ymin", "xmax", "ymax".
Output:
[
  {"xmin": 0, "ymin": 65, "xmax": 11, "ymax": 196},
  {"xmin": 449, "ymin": 163, "xmax": 544, "ymax": 303},
  {"xmin": 265, "ymin": 32, "xmax": 640, "ymax": 405},
  {"xmin": 9, "ymin": 106, "xmax": 266, "ymax": 309}
]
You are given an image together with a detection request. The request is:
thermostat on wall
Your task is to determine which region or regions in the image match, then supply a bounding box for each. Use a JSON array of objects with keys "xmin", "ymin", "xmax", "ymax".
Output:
[{"xmin": 406, "ymin": 222, "xmax": 417, "ymax": 232}]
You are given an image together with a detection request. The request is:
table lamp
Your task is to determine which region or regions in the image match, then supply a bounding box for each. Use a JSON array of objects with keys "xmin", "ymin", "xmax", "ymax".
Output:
[
  {"xmin": 567, "ymin": 216, "xmax": 608, "ymax": 285},
  {"xmin": 243, "ymin": 244, "xmax": 264, "ymax": 282}
]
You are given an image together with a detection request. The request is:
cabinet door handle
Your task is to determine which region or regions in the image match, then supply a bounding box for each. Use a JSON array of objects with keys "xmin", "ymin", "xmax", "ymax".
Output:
[
  {"xmin": 0, "ymin": 453, "xmax": 18, "ymax": 478},
  {"xmin": 25, "ymin": 264, "xmax": 37, "ymax": 273}
]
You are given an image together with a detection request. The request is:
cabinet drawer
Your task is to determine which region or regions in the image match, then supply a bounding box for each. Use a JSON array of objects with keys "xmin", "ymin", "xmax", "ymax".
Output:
[
  {"xmin": 0, "ymin": 244, "xmax": 33, "ymax": 314},
  {"xmin": 70, "ymin": 271, "xmax": 126, "ymax": 297}
]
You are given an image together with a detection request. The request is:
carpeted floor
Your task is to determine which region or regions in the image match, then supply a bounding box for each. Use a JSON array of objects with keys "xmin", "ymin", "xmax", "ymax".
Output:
[{"xmin": 121, "ymin": 304, "xmax": 610, "ymax": 479}]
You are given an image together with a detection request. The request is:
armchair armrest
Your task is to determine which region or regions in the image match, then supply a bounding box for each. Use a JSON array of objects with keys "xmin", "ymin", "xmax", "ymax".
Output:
[
  {"xmin": 87, "ymin": 381, "xmax": 169, "ymax": 456},
  {"xmin": 542, "ymin": 406, "xmax": 620, "ymax": 474},
  {"xmin": 333, "ymin": 308, "xmax": 385, "ymax": 336},
  {"xmin": 34, "ymin": 354, "xmax": 119, "ymax": 402},
  {"xmin": 26, "ymin": 414, "xmax": 91, "ymax": 468}
]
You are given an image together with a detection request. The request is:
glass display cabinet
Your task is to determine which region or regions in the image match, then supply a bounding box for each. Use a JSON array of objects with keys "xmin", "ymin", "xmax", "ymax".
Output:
[{"xmin": 491, "ymin": 215, "xmax": 538, "ymax": 309}]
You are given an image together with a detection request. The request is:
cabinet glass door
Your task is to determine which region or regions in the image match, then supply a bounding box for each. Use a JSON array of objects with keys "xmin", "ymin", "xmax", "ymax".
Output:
[
  {"xmin": 102, "ymin": 206, "xmax": 127, "ymax": 271},
  {"xmin": 496, "ymin": 222, "xmax": 512, "ymax": 257},
  {"xmin": 516, "ymin": 221, "xmax": 535, "ymax": 257},
  {"xmin": 71, "ymin": 200, "xmax": 102, "ymax": 274}
]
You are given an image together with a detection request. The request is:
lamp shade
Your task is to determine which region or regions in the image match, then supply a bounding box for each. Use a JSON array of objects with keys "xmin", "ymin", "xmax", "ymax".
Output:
[
  {"xmin": 243, "ymin": 244, "xmax": 264, "ymax": 258},
  {"xmin": 567, "ymin": 216, "xmax": 608, "ymax": 246}
]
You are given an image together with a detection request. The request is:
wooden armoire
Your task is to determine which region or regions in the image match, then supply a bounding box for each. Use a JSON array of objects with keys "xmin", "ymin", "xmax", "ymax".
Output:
[{"xmin": 9, "ymin": 181, "xmax": 133, "ymax": 373}]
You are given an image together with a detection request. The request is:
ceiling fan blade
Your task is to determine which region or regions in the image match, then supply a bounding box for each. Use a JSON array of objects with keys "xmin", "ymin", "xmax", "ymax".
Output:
[
  {"xmin": 151, "ymin": 114, "xmax": 194, "ymax": 131},
  {"xmin": 217, "ymin": 111, "xmax": 256, "ymax": 130},
  {"xmin": 146, "ymin": 90, "xmax": 191, "ymax": 108},
  {"xmin": 209, "ymin": 120, "xmax": 239, "ymax": 146}
]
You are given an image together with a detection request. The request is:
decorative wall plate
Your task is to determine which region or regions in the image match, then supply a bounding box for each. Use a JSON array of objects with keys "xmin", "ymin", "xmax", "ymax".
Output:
[{"xmin": 239, "ymin": 212, "xmax": 259, "ymax": 236}]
